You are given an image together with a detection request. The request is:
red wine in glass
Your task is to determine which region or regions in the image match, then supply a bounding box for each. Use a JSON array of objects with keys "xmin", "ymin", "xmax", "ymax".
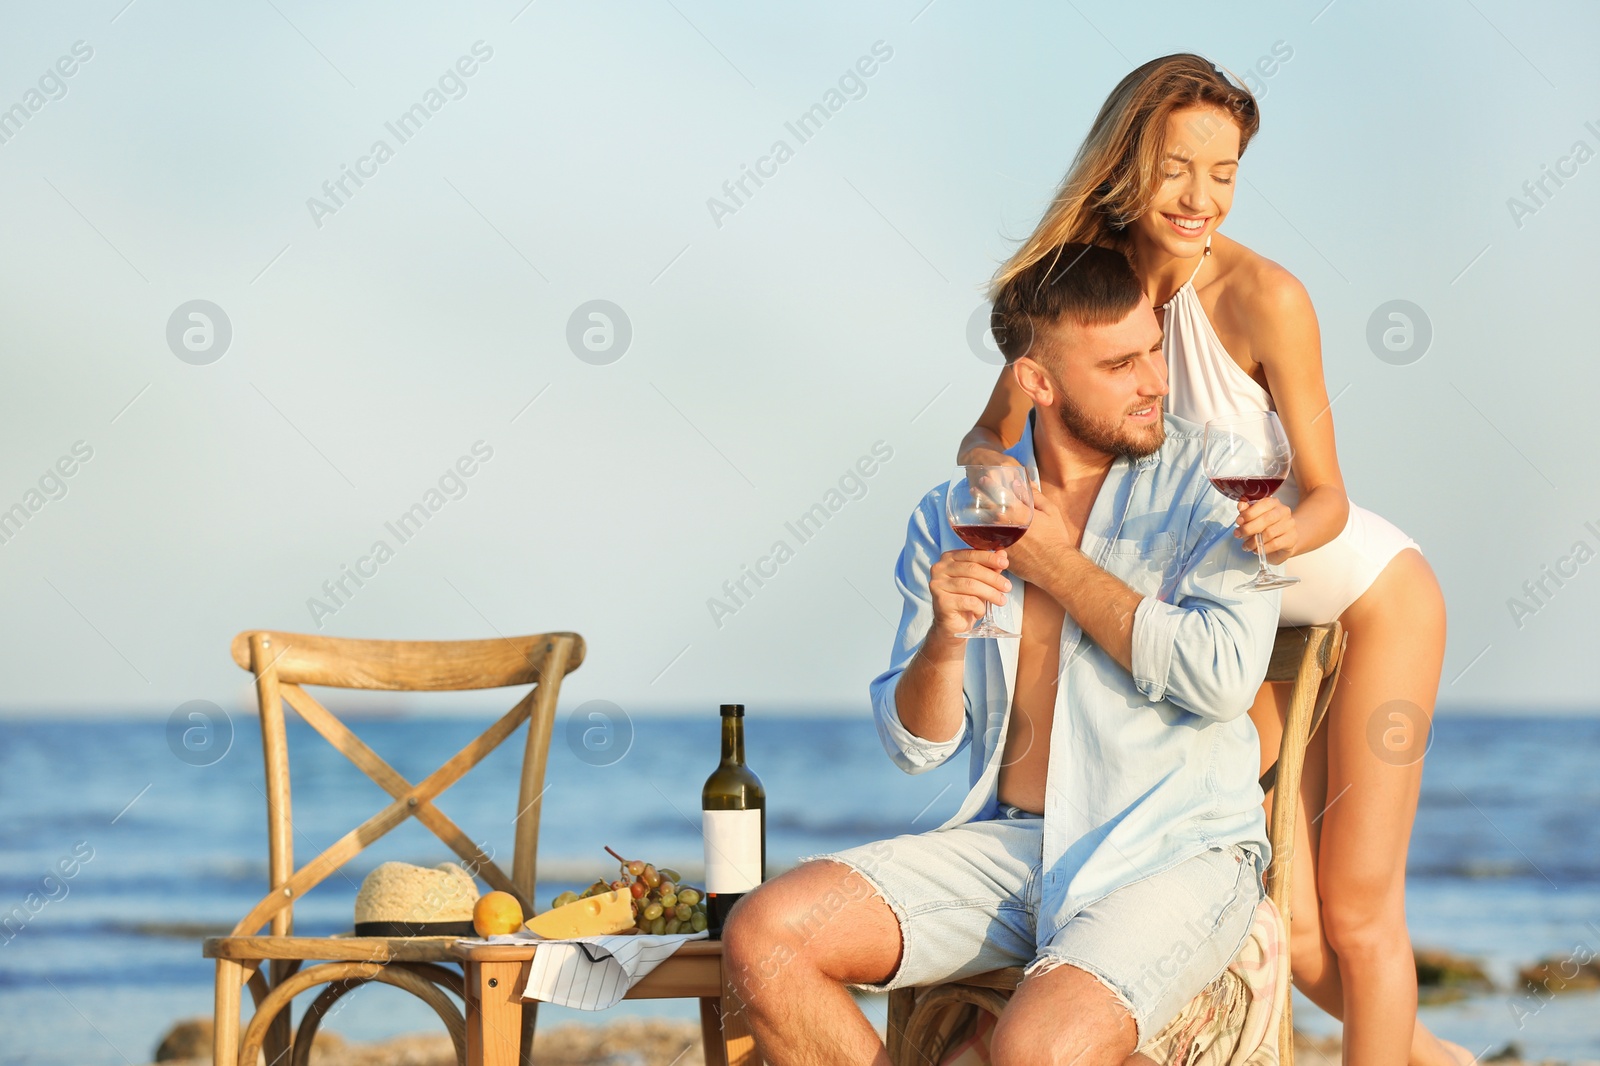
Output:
[
  {"xmin": 945, "ymin": 466, "xmax": 1034, "ymax": 638},
  {"xmin": 951, "ymin": 524, "xmax": 1029, "ymax": 552},
  {"xmin": 1208, "ymin": 476, "xmax": 1286, "ymax": 503},
  {"xmin": 1202, "ymin": 412, "xmax": 1299, "ymax": 592}
]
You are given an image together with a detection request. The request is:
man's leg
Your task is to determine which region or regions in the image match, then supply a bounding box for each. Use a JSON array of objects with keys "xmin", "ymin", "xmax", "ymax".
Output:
[
  {"xmin": 723, "ymin": 859, "xmax": 902, "ymax": 1066},
  {"xmin": 990, "ymin": 961, "xmax": 1139, "ymax": 1066},
  {"xmin": 725, "ymin": 820, "xmax": 1043, "ymax": 1066},
  {"xmin": 1012, "ymin": 844, "xmax": 1263, "ymax": 1064}
]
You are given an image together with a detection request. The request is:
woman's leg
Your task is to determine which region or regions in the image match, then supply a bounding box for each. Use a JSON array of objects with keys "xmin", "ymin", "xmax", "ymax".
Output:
[
  {"xmin": 1316, "ymin": 549, "xmax": 1454, "ymax": 1065},
  {"xmin": 1252, "ymin": 577, "xmax": 1471, "ymax": 1066}
]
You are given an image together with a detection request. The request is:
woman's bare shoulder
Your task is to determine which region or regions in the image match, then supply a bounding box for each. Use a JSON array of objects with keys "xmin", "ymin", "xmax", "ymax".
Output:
[{"xmin": 1211, "ymin": 235, "xmax": 1314, "ymax": 321}]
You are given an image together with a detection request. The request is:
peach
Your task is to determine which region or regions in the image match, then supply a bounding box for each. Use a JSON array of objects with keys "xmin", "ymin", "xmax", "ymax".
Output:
[{"xmin": 472, "ymin": 891, "xmax": 524, "ymax": 936}]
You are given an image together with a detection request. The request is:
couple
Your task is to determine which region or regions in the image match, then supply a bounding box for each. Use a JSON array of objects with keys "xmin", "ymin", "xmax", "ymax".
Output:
[{"xmin": 724, "ymin": 55, "xmax": 1453, "ymax": 1066}]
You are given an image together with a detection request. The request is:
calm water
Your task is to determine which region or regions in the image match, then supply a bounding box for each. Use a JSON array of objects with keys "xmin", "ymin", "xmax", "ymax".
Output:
[{"xmin": 1, "ymin": 713, "xmax": 1596, "ymax": 1065}]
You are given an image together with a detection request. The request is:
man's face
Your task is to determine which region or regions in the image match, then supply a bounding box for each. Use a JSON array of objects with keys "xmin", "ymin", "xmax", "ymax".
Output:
[{"xmin": 1025, "ymin": 300, "xmax": 1168, "ymax": 460}]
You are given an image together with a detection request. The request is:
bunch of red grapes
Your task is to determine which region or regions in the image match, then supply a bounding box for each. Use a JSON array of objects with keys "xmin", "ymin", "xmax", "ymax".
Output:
[{"xmin": 548, "ymin": 845, "xmax": 709, "ymax": 935}]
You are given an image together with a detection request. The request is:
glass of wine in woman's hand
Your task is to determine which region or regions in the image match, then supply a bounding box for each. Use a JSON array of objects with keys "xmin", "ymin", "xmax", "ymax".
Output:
[
  {"xmin": 945, "ymin": 465, "xmax": 1034, "ymax": 638},
  {"xmin": 1203, "ymin": 412, "xmax": 1301, "ymax": 593}
]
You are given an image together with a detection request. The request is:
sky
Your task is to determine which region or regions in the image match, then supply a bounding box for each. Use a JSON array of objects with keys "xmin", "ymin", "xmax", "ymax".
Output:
[{"xmin": 1, "ymin": 0, "xmax": 1596, "ymax": 719}]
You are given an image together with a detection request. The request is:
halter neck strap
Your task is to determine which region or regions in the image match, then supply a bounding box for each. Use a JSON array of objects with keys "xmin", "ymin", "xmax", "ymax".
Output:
[{"xmin": 1155, "ymin": 234, "xmax": 1212, "ymax": 311}]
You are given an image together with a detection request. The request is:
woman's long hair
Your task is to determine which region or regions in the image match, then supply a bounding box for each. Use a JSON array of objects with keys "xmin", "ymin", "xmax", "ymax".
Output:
[{"xmin": 989, "ymin": 54, "xmax": 1260, "ymax": 299}]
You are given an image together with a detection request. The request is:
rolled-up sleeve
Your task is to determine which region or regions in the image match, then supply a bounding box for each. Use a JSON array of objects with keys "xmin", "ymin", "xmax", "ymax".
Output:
[
  {"xmin": 1130, "ymin": 498, "xmax": 1280, "ymax": 721},
  {"xmin": 868, "ymin": 495, "xmax": 970, "ymax": 773}
]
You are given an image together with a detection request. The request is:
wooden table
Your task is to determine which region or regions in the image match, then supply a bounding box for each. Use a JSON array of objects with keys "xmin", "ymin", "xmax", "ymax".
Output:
[{"xmin": 452, "ymin": 938, "xmax": 759, "ymax": 1066}]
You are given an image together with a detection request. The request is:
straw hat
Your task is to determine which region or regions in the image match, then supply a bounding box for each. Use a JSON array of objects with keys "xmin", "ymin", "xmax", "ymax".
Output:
[{"xmin": 353, "ymin": 861, "xmax": 480, "ymax": 937}]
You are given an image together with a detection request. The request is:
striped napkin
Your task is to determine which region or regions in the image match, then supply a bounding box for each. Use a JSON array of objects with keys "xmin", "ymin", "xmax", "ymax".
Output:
[{"xmin": 471, "ymin": 930, "xmax": 709, "ymax": 1010}]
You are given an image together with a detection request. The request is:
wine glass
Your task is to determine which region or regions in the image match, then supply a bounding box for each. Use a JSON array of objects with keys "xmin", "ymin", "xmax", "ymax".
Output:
[
  {"xmin": 944, "ymin": 465, "xmax": 1034, "ymax": 638},
  {"xmin": 1203, "ymin": 412, "xmax": 1300, "ymax": 593}
]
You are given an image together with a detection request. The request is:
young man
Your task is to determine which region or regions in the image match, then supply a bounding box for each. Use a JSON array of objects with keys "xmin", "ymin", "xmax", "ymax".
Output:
[{"xmin": 724, "ymin": 243, "xmax": 1280, "ymax": 1066}]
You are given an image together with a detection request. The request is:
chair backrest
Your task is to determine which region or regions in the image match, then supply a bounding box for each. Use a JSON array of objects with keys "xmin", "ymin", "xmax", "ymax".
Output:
[
  {"xmin": 1262, "ymin": 622, "xmax": 1343, "ymax": 692},
  {"xmin": 227, "ymin": 629, "xmax": 585, "ymax": 938}
]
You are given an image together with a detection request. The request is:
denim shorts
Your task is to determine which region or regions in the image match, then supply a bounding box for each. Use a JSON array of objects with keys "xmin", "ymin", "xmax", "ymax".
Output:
[{"xmin": 801, "ymin": 808, "xmax": 1263, "ymax": 1045}]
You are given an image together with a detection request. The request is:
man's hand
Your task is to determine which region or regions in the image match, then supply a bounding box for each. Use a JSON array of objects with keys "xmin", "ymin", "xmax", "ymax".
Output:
[
  {"xmin": 1234, "ymin": 497, "xmax": 1297, "ymax": 564},
  {"xmin": 929, "ymin": 549, "xmax": 1011, "ymax": 637},
  {"xmin": 1000, "ymin": 487, "xmax": 1144, "ymax": 673},
  {"xmin": 896, "ymin": 548, "xmax": 1005, "ymax": 748},
  {"xmin": 1005, "ymin": 488, "xmax": 1076, "ymax": 589}
]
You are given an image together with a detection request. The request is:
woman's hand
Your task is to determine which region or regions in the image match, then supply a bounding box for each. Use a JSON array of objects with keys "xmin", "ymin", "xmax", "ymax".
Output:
[
  {"xmin": 1235, "ymin": 497, "xmax": 1297, "ymax": 564},
  {"xmin": 957, "ymin": 444, "xmax": 1020, "ymax": 471}
]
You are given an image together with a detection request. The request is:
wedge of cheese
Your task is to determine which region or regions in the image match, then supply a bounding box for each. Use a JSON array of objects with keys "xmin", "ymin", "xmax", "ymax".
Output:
[{"xmin": 524, "ymin": 888, "xmax": 634, "ymax": 938}]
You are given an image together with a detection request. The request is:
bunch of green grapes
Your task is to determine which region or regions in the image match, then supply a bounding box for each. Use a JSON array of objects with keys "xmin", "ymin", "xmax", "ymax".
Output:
[{"xmin": 547, "ymin": 846, "xmax": 709, "ymax": 935}]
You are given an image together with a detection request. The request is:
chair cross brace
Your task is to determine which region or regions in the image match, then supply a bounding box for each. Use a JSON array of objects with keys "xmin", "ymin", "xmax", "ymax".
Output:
[{"xmin": 230, "ymin": 682, "xmax": 541, "ymax": 937}]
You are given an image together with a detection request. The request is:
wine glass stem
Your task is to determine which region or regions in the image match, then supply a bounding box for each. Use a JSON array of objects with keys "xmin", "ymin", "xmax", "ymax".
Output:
[
  {"xmin": 1254, "ymin": 533, "xmax": 1272, "ymax": 574},
  {"xmin": 982, "ymin": 601, "xmax": 998, "ymax": 630}
]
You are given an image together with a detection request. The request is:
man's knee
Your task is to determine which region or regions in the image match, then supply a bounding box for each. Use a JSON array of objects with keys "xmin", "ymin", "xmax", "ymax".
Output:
[
  {"xmin": 991, "ymin": 1006, "xmax": 1126, "ymax": 1066},
  {"xmin": 990, "ymin": 965, "xmax": 1137, "ymax": 1066},
  {"xmin": 723, "ymin": 860, "xmax": 899, "ymax": 1000},
  {"xmin": 721, "ymin": 879, "xmax": 794, "ymax": 988},
  {"xmin": 990, "ymin": 1008, "xmax": 1055, "ymax": 1066}
]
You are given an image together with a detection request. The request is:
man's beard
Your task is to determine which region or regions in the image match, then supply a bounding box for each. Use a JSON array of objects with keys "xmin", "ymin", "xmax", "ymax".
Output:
[{"xmin": 1055, "ymin": 389, "xmax": 1165, "ymax": 459}]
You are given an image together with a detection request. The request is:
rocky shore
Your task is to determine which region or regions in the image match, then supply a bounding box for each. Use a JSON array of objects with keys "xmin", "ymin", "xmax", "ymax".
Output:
[
  {"xmin": 146, "ymin": 1017, "xmax": 1586, "ymax": 1066},
  {"xmin": 150, "ymin": 1018, "xmax": 713, "ymax": 1066}
]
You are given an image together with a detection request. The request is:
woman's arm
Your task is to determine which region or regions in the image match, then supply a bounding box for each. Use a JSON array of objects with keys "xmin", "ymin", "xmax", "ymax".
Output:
[
  {"xmin": 956, "ymin": 368, "xmax": 1033, "ymax": 466},
  {"xmin": 1236, "ymin": 265, "xmax": 1350, "ymax": 558}
]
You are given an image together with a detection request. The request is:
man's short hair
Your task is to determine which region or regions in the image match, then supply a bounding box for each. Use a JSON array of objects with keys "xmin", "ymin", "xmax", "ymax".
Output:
[{"xmin": 990, "ymin": 243, "xmax": 1143, "ymax": 364}]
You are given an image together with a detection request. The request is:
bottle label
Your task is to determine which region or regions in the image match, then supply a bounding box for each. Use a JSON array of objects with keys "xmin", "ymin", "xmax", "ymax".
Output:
[{"xmin": 703, "ymin": 809, "xmax": 762, "ymax": 893}]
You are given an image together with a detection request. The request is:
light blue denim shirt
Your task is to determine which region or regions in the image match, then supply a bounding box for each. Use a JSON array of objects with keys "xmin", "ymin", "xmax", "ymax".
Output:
[{"xmin": 870, "ymin": 412, "xmax": 1278, "ymax": 945}]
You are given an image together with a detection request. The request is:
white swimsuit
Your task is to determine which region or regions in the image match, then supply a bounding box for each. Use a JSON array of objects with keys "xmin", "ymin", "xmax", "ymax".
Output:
[{"xmin": 1158, "ymin": 236, "xmax": 1420, "ymax": 626}]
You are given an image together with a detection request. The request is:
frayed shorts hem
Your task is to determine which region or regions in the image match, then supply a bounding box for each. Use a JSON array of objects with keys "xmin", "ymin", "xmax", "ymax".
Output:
[
  {"xmin": 1024, "ymin": 951, "xmax": 1149, "ymax": 1046},
  {"xmin": 796, "ymin": 851, "xmax": 914, "ymax": 994}
]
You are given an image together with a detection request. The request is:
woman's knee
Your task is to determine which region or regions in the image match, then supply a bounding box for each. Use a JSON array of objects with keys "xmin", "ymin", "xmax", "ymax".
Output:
[
  {"xmin": 1290, "ymin": 917, "xmax": 1327, "ymax": 970},
  {"xmin": 1318, "ymin": 883, "xmax": 1407, "ymax": 963},
  {"xmin": 1286, "ymin": 872, "xmax": 1330, "ymax": 979}
]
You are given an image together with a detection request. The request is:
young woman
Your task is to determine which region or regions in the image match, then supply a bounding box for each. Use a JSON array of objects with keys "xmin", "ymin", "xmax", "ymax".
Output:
[{"xmin": 958, "ymin": 55, "xmax": 1458, "ymax": 1066}]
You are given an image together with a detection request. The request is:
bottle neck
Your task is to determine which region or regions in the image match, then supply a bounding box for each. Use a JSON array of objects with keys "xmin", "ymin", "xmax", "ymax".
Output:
[{"xmin": 720, "ymin": 716, "xmax": 745, "ymax": 767}]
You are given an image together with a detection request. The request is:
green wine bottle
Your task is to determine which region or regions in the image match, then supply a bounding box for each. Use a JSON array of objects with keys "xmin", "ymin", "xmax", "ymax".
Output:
[{"xmin": 701, "ymin": 704, "xmax": 765, "ymax": 938}]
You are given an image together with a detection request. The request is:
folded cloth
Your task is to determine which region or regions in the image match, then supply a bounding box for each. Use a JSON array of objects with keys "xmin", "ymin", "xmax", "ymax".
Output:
[
  {"xmin": 469, "ymin": 930, "xmax": 710, "ymax": 1010},
  {"xmin": 1136, "ymin": 896, "xmax": 1288, "ymax": 1065}
]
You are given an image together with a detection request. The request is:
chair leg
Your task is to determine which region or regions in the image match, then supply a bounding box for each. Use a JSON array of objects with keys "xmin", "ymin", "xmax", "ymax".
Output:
[
  {"xmin": 886, "ymin": 987, "xmax": 915, "ymax": 1066},
  {"xmin": 214, "ymin": 959, "xmax": 246, "ymax": 1066},
  {"xmin": 266, "ymin": 958, "xmax": 294, "ymax": 1066},
  {"xmin": 1279, "ymin": 993, "xmax": 1295, "ymax": 1065},
  {"xmin": 699, "ymin": 998, "xmax": 728, "ymax": 1066}
]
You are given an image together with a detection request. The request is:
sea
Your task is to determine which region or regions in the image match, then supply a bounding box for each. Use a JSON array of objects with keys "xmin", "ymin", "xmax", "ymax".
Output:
[{"xmin": 1, "ymin": 712, "xmax": 1597, "ymax": 1065}]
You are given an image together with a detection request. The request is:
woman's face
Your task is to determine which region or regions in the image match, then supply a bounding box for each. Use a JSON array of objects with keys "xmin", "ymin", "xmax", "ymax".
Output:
[{"xmin": 1130, "ymin": 106, "xmax": 1241, "ymax": 256}]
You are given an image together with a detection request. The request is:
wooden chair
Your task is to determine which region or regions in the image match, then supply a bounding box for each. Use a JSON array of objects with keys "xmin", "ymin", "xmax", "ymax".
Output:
[
  {"xmin": 886, "ymin": 622, "xmax": 1347, "ymax": 1066},
  {"xmin": 205, "ymin": 629, "xmax": 585, "ymax": 1066}
]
